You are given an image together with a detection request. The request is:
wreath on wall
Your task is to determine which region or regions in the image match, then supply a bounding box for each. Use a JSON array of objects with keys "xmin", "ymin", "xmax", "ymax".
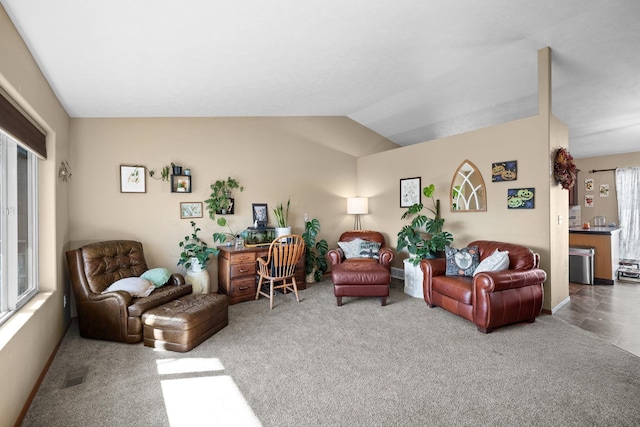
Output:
[{"xmin": 553, "ymin": 147, "xmax": 577, "ymax": 190}]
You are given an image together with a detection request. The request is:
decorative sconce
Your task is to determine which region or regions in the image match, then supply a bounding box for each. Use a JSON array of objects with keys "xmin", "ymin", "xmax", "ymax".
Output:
[
  {"xmin": 347, "ymin": 197, "xmax": 368, "ymax": 230},
  {"xmin": 58, "ymin": 160, "xmax": 72, "ymax": 183}
]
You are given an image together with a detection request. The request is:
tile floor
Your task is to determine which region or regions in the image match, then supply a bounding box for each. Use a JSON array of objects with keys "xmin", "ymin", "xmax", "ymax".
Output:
[{"xmin": 554, "ymin": 279, "xmax": 640, "ymax": 357}]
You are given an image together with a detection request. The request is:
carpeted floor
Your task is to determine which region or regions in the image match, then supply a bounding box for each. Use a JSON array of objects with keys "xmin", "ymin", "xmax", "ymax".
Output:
[{"xmin": 22, "ymin": 279, "xmax": 640, "ymax": 427}]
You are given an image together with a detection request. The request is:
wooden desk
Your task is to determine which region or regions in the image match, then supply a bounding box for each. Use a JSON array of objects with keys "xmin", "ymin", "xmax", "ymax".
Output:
[
  {"xmin": 217, "ymin": 245, "xmax": 305, "ymax": 305},
  {"xmin": 569, "ymin": 227, "xmax": 621, "ymax": 285}
]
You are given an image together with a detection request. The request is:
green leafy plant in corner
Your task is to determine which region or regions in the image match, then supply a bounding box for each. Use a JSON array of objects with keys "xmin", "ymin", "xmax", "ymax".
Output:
[
  {"xmin": 302, "ymin": 218, "xmax": 329, "ymax": 282},
  {"xmin": 204, "ymin": 177, "xmax": 244, "ymax": 220},
  {"xmin": 273, "ymin": 198, "xmax": 290, "ymax": 228},
  {"xmin": 397, "ymin": 184, "xmax": 454, "ymax": 265},
  {"xmin": 178, "ymin": 221, "xmax": 221, "ymax": 270}
]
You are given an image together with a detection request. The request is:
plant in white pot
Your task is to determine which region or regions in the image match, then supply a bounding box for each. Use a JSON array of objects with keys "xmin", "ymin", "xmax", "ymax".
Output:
[
  {"xmin": 397, "ymin": 184, "xmax": 454, "ymax": 298},
  {"xmin": 273, "ymin": 198, "xmax": 291, "ymax": 238},
  {"xmin": 178, "ymin": 221, "xmax": 225, "ymax": 293}
]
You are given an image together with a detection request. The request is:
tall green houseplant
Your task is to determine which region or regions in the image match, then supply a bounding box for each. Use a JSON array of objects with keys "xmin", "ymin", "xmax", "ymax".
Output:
[
  {"xmin": 302, "ymin": 218, "xmax": 328, "ymax": 282},
  {"xmin": 397, "ymin": 184, "xmax": 453, "ymax": 265}
]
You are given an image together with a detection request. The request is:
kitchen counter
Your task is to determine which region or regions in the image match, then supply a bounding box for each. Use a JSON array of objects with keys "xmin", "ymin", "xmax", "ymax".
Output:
[
  {"xmin": 569, "ymin": 226, "xmax": 621, "ymax": 235},
  {"xmin": 569, "ymin": 227, "xmax": 620, "ymax": 285}
]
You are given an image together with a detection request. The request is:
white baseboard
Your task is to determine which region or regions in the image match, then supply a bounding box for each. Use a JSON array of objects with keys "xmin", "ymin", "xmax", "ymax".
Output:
[{"xmin": 390, "ymin": 267, "xmax": 404, "ymax": 280}]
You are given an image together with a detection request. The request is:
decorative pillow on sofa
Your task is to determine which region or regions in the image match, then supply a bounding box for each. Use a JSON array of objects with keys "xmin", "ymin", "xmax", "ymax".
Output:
[
  {"xmin": 473, "ymin": 250, "xmax": 510, "ymax": 276},
  {"xmin": 445, "ymin": 246, "xmax": 480, "ymax": 277},
  {"xmin": 338, "ymin": 238, "xmax": 381, "ymax": 260},
  {"xmin": 102, "ymin": 277, "xmax": 155, "ymax": 298},
  {"xmin": 140, "ymin": 267, "xmax": 171, "ymax": 288}
]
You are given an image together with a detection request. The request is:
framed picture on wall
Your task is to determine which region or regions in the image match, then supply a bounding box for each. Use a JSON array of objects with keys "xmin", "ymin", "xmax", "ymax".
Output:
[
  {"xmin": 491, "ymin": 160, "xmax": 517, "ymax": 182},
  {"xmin": 180, "ymin": 202, "xmax": 203, "ymax": 219},
  {"xmin": 507, "ymin": 188, "xmax": 535, "ymax": 209},
  {"xmin": 400, "ymin": 177, "xmax": 421, "ymax": 207},
  {"xmin": 120, "ymin": 165, "xmax": 146, "ymax": 193}
]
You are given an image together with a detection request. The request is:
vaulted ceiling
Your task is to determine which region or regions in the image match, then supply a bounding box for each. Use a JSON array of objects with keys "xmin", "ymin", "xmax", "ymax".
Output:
[{"xmin": 2, "ymin": 0, "xmax": 639, "ymax": 159}]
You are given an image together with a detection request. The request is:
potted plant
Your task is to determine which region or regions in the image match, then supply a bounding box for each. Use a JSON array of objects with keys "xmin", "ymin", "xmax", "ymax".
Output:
[
  {"xmin": 273, "ymin": 197, "xmax": 291, "ymax": 237},
  {"xmin": 178, "ymin": 221, "xmax": 219, "ymax": 272},
  {"xmin": 397, "ymin": 184, "xmax": 453, "ymax": 298},
  {"xmin": 302, "ymin": 218, "xmax": 329, "ymax": 283},
  {"xmin": 397, "ymin": 183, "xmax": 454, "ymax": 263},
  {"xmin": 205, "ymin": 177, "xmax": 243, "ymax": 217},
  {"xmin": 171, "ymin": 162, "xmax": 182, "ymax": 175},
  {"xmin": 178, "ymin": 221, "xmax": 223, "ymax": 293}
]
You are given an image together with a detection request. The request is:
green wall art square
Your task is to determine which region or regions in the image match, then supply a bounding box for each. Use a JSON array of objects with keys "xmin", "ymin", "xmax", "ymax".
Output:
[{"xmin": 507, "ymin": 188, "xmax": 535, "ymax": 209}]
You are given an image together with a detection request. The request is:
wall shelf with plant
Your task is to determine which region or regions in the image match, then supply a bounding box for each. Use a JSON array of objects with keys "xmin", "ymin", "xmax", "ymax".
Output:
[{"xmin": 205, "ymin": 177, "xmax": 243, "ymax": 218}]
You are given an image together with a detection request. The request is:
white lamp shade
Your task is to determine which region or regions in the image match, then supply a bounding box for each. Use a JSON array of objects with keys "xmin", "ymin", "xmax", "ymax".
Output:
[{"xmin": 347, "ymin": 197, "xmax": 369, "ymax": 215}]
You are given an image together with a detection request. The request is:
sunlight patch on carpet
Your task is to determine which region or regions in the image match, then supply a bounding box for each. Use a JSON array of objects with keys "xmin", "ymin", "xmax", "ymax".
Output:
[
  {"xmin": 156, "ymin": 358, "xmax": 225, "ymax": 375},
  {"xmin": 161, "ymin": 375, "xmax": 261, "ymax": 427}
]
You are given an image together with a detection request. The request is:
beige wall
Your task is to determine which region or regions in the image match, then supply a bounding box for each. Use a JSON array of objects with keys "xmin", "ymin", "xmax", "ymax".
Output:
[
  {"xmin": 0, "ymin": 6, "xmax": 71, "ymax": 427},
  {"xmin": 573, "ymin": 152, "xmax": 640, "ymax": 227},
  {"xmin": 68, "ymin": 117, "xmax": 398, "ymax": 282},
  {"xmin": 357, "ymin": 113, "xmax": 569, "ymax": 311}
]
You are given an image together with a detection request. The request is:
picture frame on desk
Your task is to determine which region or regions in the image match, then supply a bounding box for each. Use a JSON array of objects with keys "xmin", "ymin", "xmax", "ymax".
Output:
[{"xmin": 252, "ymin": 203, "xmax": 268, "ymax": 227}]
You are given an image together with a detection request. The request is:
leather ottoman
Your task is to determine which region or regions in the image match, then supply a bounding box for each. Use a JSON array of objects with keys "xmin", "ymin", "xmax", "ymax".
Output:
[
  {"xmin": 142, "ymin": 293, "xmax": 228, "ymax": 352},
  {"xmin": 332, "ymin": 262, "xmax": 390, "ymax": 306}
]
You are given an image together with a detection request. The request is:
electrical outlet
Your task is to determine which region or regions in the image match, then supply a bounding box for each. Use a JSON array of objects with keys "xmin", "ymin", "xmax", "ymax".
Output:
[
  {"xmin": 63, "ymin": 295, "xmax": 67, "ymax": 308},
  {"xmin": 558, "ymin": 215, "xmax": 563, "ymax": 224}
]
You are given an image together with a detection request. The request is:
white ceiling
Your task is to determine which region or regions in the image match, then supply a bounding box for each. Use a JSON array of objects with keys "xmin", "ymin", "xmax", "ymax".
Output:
[{"xmin": 2, "ymin": 0, "xmax": 640, "ymax": 159}]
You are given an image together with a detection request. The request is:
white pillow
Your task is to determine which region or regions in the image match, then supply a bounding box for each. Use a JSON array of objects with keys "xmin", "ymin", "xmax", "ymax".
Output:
[
  {"xmin": 102, "ymin": 277, "xmax": 155, "ymax": 298},
  {"xmin": 338, "ymin": 238, "xmax": 381, "ymax": 259},
  {"xmin": 338, "ymin": 238, "xmax": 365, "ymax": 259},
  {"xmin": 473, "ymin": 250, "xmax": 510, "ymax": 276}
]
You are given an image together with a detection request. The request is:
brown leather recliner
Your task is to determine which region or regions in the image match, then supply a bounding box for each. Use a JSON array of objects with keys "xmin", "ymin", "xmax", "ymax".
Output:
[
  {"xmin": 421, "ymin": 240, "xmax": 547, "ymax": 333},
  {"xmin": 66, "ymin": 240, "xmax": 192, "ymax": 343},
  {"xmin": 328, "ymin": 230, "xmax": 394, "ymax": 306}
]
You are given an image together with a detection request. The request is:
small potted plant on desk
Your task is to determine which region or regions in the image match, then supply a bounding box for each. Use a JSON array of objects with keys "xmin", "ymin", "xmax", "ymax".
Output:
[
  {"xmin": 397, "ymin": 184, "xmax": 453, "ymax": 298},
  {"xmin": 273, "ymin": 198, "xmax": 292, "ymax": 238}
]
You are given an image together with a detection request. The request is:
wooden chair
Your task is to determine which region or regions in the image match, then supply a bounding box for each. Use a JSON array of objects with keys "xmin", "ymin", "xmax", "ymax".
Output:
[{"xmin": 255, "ymin": 234, "xmax": 306, "ymax": 309}]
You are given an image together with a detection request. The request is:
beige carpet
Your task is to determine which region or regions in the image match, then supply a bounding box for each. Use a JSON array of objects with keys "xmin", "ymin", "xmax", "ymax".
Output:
[{"xmin": 22, "ymin": 279, "xmax": 640, "ymax": 426}]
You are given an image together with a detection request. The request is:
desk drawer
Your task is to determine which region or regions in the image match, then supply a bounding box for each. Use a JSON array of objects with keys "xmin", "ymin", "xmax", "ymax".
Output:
[
  {"xmin": 230, "ymin": 276, "xmax": 257, "ymax": 299},
  {"xmin": 229, "ymin": 252, "xmax": 256, "ymax": 264},
  {"xmin": 231, "ymin": 263, "xmax": 256, "ymax": 277}
]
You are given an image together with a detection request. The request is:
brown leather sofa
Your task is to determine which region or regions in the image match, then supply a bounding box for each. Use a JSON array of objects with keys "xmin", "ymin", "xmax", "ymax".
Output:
[
  {"xmin": 421, "ymin": 240, "xmax": 547, "ymax": 333},
  {"xmin": 66, "ymin": 240, "xmax": 192, "ymax": 343},
  {"xmin": 328, "ymin": 230, "xmax": 394, "ymax": 306}
]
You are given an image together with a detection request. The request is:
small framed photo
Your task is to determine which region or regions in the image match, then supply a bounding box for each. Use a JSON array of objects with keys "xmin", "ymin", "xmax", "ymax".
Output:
[
  {"xmin": 599, "ymin": 184, "xmax": 610, "ymax": 197},
  {"xmin": 252, "ymin": 203, "xmax": 268, "ymax": 227},
  {"xmin": 400, "ymin": 177, "xmax": 421, "ymax": 207},
  {"xmin": 491, "ymin": 161, "xmax": 517, "ymax": 182},
  {"xmin": 180, "ymin": 202, "xmax": 203, "ymax": 219},
  {"xmin": 171, "ymin": 175, "xmax": 192, "ymax": 193},
  {"xmin": 120, "ymin": 165, "xmax": 146, "ymax": 193},
  {"xmin": 585, "ymin": 194, "xmax": 594, "ymax": 207},
  {"xmin": 507, "ymin": 188, "xmax": 535, "ymax": 209},
  {"xmin": 585, "ymin": 178, "xmax": 594, "ymax": 191}
]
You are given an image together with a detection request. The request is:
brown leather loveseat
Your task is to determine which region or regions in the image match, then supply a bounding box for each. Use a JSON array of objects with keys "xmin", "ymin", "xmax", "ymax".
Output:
[
  {"xmin": 421, "ymin": 240, "xmax": 547, "ymax": 333},
  {"xmin": 66, "ymin": 240, "xmax": 192, "ymax": 343}
]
